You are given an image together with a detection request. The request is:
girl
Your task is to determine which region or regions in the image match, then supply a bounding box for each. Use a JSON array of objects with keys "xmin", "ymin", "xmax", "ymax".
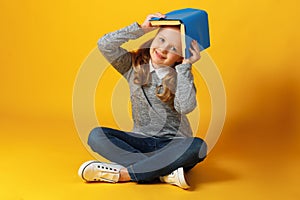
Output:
[{"xmin": 78, "ymin": 13, "xmax": 207, "ymax": 189}]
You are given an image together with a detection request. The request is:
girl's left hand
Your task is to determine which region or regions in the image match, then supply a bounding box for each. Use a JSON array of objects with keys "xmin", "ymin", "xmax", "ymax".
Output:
[{"xmin": 182, "ymin": 40, "xmax": 201, "ymax": 64}]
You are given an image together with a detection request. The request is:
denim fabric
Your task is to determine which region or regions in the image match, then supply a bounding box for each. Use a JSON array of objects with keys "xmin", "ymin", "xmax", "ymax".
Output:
[{"xmin": 88, "ymin": 127, "xmax": 207, "ymax": 182}]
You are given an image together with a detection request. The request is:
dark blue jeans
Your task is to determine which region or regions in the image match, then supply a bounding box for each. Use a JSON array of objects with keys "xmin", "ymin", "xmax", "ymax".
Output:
[{"xmin": 88, "ymin": 127, "xmax": 207, "ymax": 183}]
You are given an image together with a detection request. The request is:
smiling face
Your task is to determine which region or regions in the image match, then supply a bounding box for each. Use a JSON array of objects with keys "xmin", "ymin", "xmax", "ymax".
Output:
[{"xmin": 150, "ymin": 26, "xmax": 183, "ymax": 68}]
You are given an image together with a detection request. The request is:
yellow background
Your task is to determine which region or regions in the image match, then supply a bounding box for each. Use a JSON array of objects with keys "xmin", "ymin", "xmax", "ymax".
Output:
[{"xmin": 1, "ymin": 0, "xmax": 300, "ymax": 199}]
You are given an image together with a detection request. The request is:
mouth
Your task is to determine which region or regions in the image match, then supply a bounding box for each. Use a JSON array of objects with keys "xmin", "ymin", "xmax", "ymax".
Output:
[{"xmin": 154, "ymin": 50, "xmax": 166, "ymax": 60}]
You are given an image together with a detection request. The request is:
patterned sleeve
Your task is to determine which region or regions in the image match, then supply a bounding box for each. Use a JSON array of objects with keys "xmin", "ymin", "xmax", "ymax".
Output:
[
  {"xmin": 97, "ymin": 22, "xmax": 145, "ymax": 75},
  {"xmin": 174, "ymin": 63, "xmax": 197, "ymax": 114}
]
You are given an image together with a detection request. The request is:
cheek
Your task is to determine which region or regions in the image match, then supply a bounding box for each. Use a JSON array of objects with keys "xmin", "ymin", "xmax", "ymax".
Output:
[
  {"xmin": 149, "ymin": 49, "xmax": 154, "ymax": 59},
  {"xmin": 150, "ymin": 40, "xmax": 159, "ymax": 49},
  {"xmin": 168, "ymin": 53, "xmax": 181, "ymax": 62}
]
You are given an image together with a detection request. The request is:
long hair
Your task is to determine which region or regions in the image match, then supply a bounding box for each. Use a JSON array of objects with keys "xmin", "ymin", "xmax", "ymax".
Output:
[{"xmin": 131, "ymin": 38, "xmax": 181, "ymax": 109}]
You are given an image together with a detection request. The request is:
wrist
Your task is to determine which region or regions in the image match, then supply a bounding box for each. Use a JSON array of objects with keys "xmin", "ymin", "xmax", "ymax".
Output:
[
  {"xmin": 137, "ymin": 23, "xmax": 148, "ymax": 33},
  {"xmin": 175, "ymin": 63, "xmax": 192, "ymax": 73},
  {"xmin": 182, "ymin": 59, "xmax": 192, "ymax": 65}
]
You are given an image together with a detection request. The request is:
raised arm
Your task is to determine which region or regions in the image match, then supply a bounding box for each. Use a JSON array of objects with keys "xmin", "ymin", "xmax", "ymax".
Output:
[
  {"xmin": 97, "ymin": 13, "xmax": 165, "ymax": 75},
  {"xmin": 174, "ymin": 40, "xmax": 201, "ymax": 114},
  {"xmin": 97, "ymin": 22, "xmax": 145, "ymax": 75},
  {"xmin": 174, "ymin": 63, "xmax": 197, "ymax": 114}
]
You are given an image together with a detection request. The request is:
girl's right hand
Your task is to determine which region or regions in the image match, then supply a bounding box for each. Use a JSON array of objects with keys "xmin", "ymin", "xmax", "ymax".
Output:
[
  {"xmin": 140, "ymin": 13, "xmax": 166, "ymax": 33},
  {"xmin": 182, "ymin": 40, "xmax": 201, "ymax": 64}
]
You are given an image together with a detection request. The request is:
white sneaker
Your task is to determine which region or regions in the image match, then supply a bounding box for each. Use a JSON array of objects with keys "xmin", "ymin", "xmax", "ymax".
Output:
[
  {"xmin": 160, "ymin": 167, "xmax": 190, "ymax": 189},
  {"xmin": 78, "ymin": 160, "xmax": 124, "ymax": 183}
]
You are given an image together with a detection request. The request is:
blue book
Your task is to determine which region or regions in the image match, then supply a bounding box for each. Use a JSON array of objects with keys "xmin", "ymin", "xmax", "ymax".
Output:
[{"xmin": 150, "ymin": 8, "xmax": 210, "ymax": 58}]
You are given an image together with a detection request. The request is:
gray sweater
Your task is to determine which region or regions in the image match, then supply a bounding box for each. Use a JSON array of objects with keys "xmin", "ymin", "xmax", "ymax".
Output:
[{"xmin": 98, "ymin": 22, "xmax": 197, "ymax": 138}]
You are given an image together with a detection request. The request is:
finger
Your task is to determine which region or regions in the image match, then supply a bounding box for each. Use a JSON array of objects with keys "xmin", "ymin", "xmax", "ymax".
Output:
[
  {"xmin": 189, "ymin": 47, "xmax": 198, "ymax": 57},
  {"xmin": 189, "ymin": 47, "xmax": 200, "ymax": 62},
  {"xmin": 153, "ymin": 12, "xmax": 166, "ymax": 18},
  {"xmin": 191, "ymin": 40, "xmax": 200, "ymax": 52},
  {"xmin": 146, "ymin": 13, "xmax": 165, "ymax": 21}
]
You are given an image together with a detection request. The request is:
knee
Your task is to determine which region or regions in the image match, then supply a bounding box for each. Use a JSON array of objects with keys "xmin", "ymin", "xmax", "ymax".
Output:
[
  {"xmin": 191, "ymin": 137, "xmax": 208, "ymax": 161},
  {"xmin": 87, "ymin": 127, "xmax": 106, "ymax": 149}
]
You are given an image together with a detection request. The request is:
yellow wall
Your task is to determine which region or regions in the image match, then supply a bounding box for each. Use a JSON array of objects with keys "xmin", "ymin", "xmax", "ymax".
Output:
[
  {"xmin": 1, "ymin": 0, "xmax": 299, "ymax": 122},
  {"xmin": 2, "ymin": 0, "xmax": 300, "ymax": 160},
  {"xmin": 1, "ymin": 0, "xmax": 300, "ymax": 156}
]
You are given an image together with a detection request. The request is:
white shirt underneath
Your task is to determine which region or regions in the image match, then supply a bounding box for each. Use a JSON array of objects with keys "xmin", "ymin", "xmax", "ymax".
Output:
[{"xmin": 149, "ymin": 59, "xmax": 175, "ymax": 80}]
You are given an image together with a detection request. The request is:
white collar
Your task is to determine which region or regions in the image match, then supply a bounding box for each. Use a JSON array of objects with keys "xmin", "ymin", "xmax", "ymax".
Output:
[{"xmin": 149, "ymin": 60, "xmax": 174, "ymax": 80}]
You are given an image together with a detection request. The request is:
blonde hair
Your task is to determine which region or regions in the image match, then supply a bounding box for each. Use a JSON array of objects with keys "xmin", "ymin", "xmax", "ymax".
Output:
[{"xmin": 131, "ymin": 38, "xmax": 181, "ymax": 109}]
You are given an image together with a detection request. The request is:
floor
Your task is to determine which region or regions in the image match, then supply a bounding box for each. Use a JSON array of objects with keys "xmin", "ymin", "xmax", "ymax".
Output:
[{"xmin": 1, "ymin": 114, "xmax": 299, "ymax": 200}]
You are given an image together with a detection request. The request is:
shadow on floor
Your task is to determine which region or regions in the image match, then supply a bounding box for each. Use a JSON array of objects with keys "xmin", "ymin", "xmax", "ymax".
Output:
[{"xmin": 186, "ymin": 160, "xmax": 238, "ymax": 190}]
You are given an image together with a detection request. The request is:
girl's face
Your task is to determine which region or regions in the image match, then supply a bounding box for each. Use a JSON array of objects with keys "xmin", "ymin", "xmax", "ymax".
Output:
[{"xmin": 150, "ymin": 27, "xmax": 183, "ymax": 68}]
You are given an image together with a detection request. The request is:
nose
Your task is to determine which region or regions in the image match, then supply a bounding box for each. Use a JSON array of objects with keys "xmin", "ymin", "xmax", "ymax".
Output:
[
  {"xmin": 158, "ymin": 41, "xmax": 169, "ymax": 54},
  {"xmin": 159, "ymin": 43, "xmax": 169, "ymax": 54},
  {"xmin": 160, "ymin": 47, "xmax": 168, "ymax": 54}
]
